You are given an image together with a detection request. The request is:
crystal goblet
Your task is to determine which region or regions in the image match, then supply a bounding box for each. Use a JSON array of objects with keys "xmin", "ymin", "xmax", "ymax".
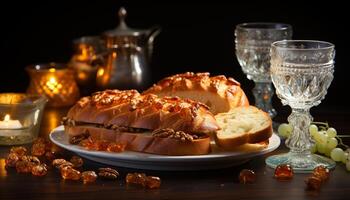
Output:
[
  {"xmin": 235, "ymin": 23, "xmax": 292, "ymax": 118},
  {"xmin": 265, "ymin": 40, "xmax": 336, "ymax": 172}
]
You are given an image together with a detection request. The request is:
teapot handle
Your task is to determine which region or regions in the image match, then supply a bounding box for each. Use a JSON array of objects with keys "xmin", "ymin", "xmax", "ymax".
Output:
[{"xmin": 147, "ymin": 26, "xmax": 161, "ymax": 60}]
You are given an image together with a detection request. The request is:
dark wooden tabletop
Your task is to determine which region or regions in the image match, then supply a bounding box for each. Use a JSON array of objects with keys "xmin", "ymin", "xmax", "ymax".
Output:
[{"xmin": 1, "ymin": 106, "xmax": 350, "ymax": 200}]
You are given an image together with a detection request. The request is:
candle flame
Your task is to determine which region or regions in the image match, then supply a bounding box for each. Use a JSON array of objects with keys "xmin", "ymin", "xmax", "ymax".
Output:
[
  {"xmin": 4, "ymin": 114, "xmax": 10, "ymax": 122},
  {"xmin": 49, "ymin": 68, "xmax": 56, "ymax": 72},
  {"xmin": 97, "ymin": 68, "xmax": 104, "ymax": 77},
  {"xmin": 45, "ymin": 76, "xmax": 62, "ymax": 94}
]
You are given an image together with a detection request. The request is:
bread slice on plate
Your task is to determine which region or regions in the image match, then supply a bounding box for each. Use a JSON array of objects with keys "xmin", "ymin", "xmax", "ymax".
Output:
[{"xmin": 214, "ymin": 106, "xmax": 272, "ymax": 151}]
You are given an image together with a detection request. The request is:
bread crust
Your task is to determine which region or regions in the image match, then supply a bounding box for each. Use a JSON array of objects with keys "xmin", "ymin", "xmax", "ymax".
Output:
[
  {"xmin": 143, "ymin": 72, "xmax": 249, "ymax": 114},
  {"xmin": 66, "ymin": 90, "xmax": 220, "ymax": 134},
  {"xmin": 214, "ymin": 106, "xmax": 273, "ymax": 150},
  {"xmin": 65, "ymin": 126, "xmax": 211, "ymax": 155}
]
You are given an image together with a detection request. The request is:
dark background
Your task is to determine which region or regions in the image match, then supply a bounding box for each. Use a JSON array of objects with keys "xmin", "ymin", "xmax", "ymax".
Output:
[{"xmin": 0, "ymin": 1, "xmax": 348, "ymax": 115}]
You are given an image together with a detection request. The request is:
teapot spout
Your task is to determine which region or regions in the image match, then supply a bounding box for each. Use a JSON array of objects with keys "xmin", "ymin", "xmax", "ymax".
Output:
[{"xmin": 147, "ymin": 26, "xmax": 161, "ymax": 60}]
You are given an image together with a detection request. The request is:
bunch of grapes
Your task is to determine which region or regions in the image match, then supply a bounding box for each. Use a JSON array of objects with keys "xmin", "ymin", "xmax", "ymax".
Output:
[{"xmin": 278, "ymin": 122, "xmax": 350, "ymax": 171}]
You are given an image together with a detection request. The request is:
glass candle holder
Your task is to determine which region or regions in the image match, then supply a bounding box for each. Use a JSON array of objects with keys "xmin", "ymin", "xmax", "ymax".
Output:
[
  {"xmin": 26, "ymin": 63, "xmax": 80, "ymax": 107},
  {"xmin": 69, "ymin": 36, "xmax": 106, "ymax": 95},
  {"xmin": 0, "ymin": 93, "xmax": 47, "ymax": 145}
]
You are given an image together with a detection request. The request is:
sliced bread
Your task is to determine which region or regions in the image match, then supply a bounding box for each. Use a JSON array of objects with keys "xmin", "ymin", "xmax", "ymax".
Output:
[{"xmin": 214, "ymin": 106, "xmax": 272, "ymax": 150}]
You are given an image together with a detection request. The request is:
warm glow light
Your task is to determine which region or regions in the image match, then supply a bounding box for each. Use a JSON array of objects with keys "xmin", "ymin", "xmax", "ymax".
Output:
[
  {"xmin": 4, "ymin": 114, "xmax": 10, "ymax": 122},
  {"xmin": 49, "ymin": 68, "xmax": 56, "ymax": 72},
  {"xmin": 0, "ymin": 159, "xmax": 7, "ymax": 177},
  {"xmin": 45, "ymin": 76, "xmax": 62, "ymax": 94},
  {"xmin": 97, "ymin": 68, "xmax": 104, "ymax": 77}
]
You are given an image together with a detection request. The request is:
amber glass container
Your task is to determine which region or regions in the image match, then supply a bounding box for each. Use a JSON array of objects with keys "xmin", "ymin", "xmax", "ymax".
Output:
[{"xmin": 26, "ymin": 63, "xmax": 80, "ymax": 107}]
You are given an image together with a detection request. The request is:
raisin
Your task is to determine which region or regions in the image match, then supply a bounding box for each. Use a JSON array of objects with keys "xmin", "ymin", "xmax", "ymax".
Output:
[
  {"xmin": 274, "ymin": 164, "xmax": 293, "ymax": 180},
  {"xmin": 31, "ymin": 164, "xmax": 48, "ymax": 176},
  {"xmin": 16, "ymin": 161, "xmax": 34, "ymax": 173},
  {"xmin": 20, "ymin": 155, "xmax": 40, "ymax": 165},
  {"xmin": 145, "ymin": 176, "xmax": 161, "ymax": 189},
  {"xmin": 5, "ymin": 153, "xmax": 19, "ymax": 167},
  {"xmin": 81, "ymin": 171, "xmax": 98, "ymax": 184},
  {"xmin": 52, "ymin": 159, "xmax": 73, "ymax": 169},
  {"xmin": 10, "ymin": 146, "xmax": 27, "ymax": 156},
  {"xmin": 239, "ymin": 169, "xmax": 256, "ymax": 184},
  {"xmin": 31, "ymin": 142, "xmax": 46, "ymax": 157},
  {"xmin": 126, "ymin": 173, "xmax": 147, "ymax": 186},
  {"xmin": 70, "ymin": 156, "xmax": 83, "ymax": 168},
  {"xmin": 60, "ymin": 166, "xmax": 81, "ymax": 181},
  {"xmin": 312, "ymin": 165, "xmax": 330, "ymax": 182},
  {"xmin": 107, "ymin": 143, "xmax": 126, "ymax": 152},
  {"xmin": 305, "ymin": 176, "xmax": 322, "ymax": 191}
]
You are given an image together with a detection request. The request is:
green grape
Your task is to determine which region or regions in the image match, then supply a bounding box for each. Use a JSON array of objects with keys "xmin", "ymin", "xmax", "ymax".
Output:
[
  {"xmin": 342, "ymin": 152, "xmax": 349, "ymax": 164},
  {"xmin": 330, "ymin": 148, "xmax": 345, "ymax": 162},
  {"xmin": 278, "ymin": 123, "xmax": 293, "ymax": 138},
  {"xmin": 314, "ymin": 131, "xmax": 327, "ymax": 144},
  {"xmin": 326, "ymin": 127, "xmax": 337, "ymax": 138},
  {"xmin": 325, "ymin": 147, "xmax": 332, "ymax": 157},
  {"xmin": 326, "ymin": 137, "xmax": 338, "ymax": 149},
  {"xmin": 310, "ymin": 144, "xmax": 317, "ymax": 154},
  {"xmin": 309, "ymin": 124, "xmax": 318, "ymax": 137},
  {"xmin": 317, "ymin": 143, "xmax": 326, "ymax": 154}
]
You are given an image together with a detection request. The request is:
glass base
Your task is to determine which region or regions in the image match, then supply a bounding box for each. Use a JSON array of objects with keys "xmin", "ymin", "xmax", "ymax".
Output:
[{"xmin": 266, "ymin": 152, "xmax": 336, "ymax": 173}]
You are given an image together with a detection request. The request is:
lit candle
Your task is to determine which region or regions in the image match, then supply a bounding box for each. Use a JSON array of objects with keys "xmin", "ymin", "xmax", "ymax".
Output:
[
  {"xmin": 0, "ymin": 114, "xmax": 22, "ymax": 129},
  {"xmin": 26, "ymin": 63, "xmax": 80, "ymax": 107}
]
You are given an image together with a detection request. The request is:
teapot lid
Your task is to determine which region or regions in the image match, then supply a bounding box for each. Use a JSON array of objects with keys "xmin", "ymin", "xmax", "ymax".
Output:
[{"xmin": 104, "ymin": 7, "xmax": 149, "ymax": 37}]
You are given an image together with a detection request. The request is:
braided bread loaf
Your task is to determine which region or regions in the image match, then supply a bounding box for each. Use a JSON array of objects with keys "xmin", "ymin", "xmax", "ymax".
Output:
[{"xmin": 143, "ymin": 72, "xmax": 249, "ymax": 114}]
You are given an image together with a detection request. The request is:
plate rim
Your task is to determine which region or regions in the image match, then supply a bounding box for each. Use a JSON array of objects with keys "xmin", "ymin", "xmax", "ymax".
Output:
[{"xmin": 49, "ymin": 125, "xmax": 280, "ymax": 163}]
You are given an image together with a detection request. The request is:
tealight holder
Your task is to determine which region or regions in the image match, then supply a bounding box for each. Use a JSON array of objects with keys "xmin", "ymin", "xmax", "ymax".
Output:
[
  {"xmin": 0, "ymin": 93, "xmax": 47, "ymax": 145},
  {"xmin": 26, "ymin": 63, "xmax": 80, "ymax": 107}
]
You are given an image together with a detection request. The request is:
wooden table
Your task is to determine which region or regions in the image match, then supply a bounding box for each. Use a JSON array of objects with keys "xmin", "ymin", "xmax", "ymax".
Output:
[{"xmin": 1, "ymin": 107, "xmax": 350, "ymax": 200}]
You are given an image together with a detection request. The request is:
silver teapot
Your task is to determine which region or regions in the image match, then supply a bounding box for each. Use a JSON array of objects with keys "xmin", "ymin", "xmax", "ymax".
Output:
[{"xmin": 96, "ymin": 7, "xmax": 160, "ymax": 91}]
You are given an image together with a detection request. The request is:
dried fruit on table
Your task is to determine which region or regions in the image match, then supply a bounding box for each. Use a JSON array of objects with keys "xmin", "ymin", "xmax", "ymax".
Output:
[
  {"xmin": 107, "ymin": 143, "xmax": 126, "ymax": 153},
  {"xmin": 16, "ymin": 161, "xmax": 34, "ymax": 173},
  {"xmin": 60, "ymin": 166, "xmax": 81, "ymax": 180},
  {"xmin": 312, "ymin": 165, "xmax": 330, "ymax": 182},
  {"xmin": 33, "ymin": 137, "xmax": 46, "ymax": 144},
  {"xmin": 5, "ymin": 153, "xmax": 20, "ymax": 167},
  {"xmin": 45, "ymin": 151, "xmax": 56, "ymax": 162},
  {"xmin": 82, "ymin": 171, "xmax": 98, "ymax": 184},
  {"xmin": 52, "ymin": 159, "xmax": 73, "ymax": 169},
  {"xmin": 239, "ymin": 169, "xmax": 256, "ymax": 184},
  {"xmin": 274, "ymin": 164, "xmax": 294, "ymax": 180},
  {"xmin": 20, "ymin": 155, "xmax": 40, "ymax": 165},
  {"xmin": 145, "ymin": 176, "xmax": 161, "ymax": 189},
  {"xmin": 70, "ymin": 156, "xmax": 83, "ymax": 168},
  {"xmin": 32, "ymin": 164, "xmax": 48, "ymax": 176},
  {"xmin": 126, "ymin": 173, "xmax": 147, "ymax": 186},
  {"xmin": 305, "ymin": 176, "xmax": 322, "ymax": 191},
  {"xmin": 98, "ymin": 168, "xmax": 119, "ymax": 180},
  {"xmin": 31, "ymin": 142, "xmax": 46, "ymax": 157},
  {"xmin": 10, "ymin": 146, "xmax": 27, "ymax": 156}
]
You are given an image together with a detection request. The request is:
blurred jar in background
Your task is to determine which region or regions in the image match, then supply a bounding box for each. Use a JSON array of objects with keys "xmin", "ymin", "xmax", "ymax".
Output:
[{"xmin": 69, "ymin": 36, "xmax": 106, "ymax": 95}]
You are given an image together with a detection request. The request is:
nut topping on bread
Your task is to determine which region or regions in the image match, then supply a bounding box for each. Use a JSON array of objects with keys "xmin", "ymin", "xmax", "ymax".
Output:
[
  {"xmin": 152, "ymin": 128, "xmax": 204, "ymax": 142},
  {"xmin": 143, "ymin": 72, "xmax": 249, "ymax": 114},
  {"xmin": 66, "ymin": 90, "xmax": 219, "ymax": 134}
]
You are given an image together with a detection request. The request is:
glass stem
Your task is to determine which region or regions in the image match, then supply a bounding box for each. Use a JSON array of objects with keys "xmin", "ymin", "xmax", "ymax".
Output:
[
  {"xmin": 286, "ymin": 108, "xmax": 314, "ymax": 154},
  {"xmin": 252, "ymin": 82, "xmax": 276, "ymax": 118}
]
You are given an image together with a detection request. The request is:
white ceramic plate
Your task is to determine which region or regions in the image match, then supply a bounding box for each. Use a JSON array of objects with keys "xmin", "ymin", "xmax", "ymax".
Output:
[{"xmin": 50, "ymin": 125, "xmax": 280, "ymax": 171}]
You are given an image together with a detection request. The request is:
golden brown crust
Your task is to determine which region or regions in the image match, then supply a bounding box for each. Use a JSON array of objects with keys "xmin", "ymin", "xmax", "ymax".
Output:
[
  {"xmin": 143, "ymin": 72, "xmax": 249, "ymax": 114},
  {"xmin": 65, "ymin": 126, "xmax": 211, "ymax": 156},
  {"xmin": 66, "ymin": 90, "xmax": 220, "ymax": 134}
]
